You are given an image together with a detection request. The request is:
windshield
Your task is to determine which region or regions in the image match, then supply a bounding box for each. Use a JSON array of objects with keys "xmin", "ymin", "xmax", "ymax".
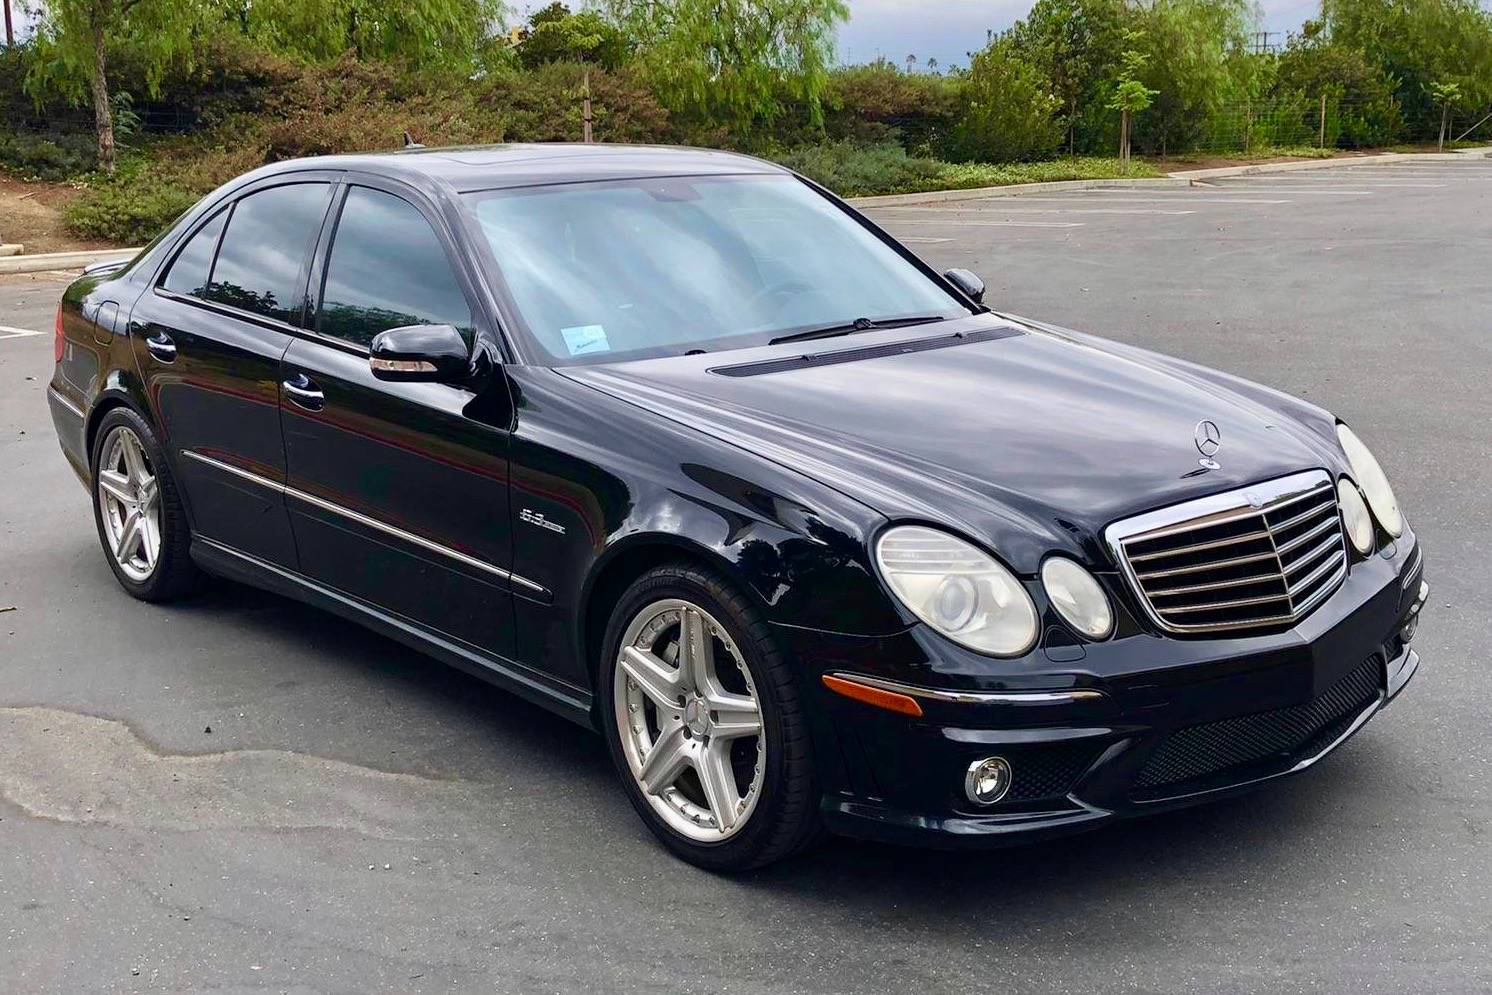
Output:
[{"xmin": 464, "ymin": 174, "xmax": 969, "ymax": 364}]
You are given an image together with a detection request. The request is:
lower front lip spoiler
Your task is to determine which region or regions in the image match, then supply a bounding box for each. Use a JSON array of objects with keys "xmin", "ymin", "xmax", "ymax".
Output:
[{"xmin": 1387, "ymin": 647, "xmax": 1420, "ymax": 701}]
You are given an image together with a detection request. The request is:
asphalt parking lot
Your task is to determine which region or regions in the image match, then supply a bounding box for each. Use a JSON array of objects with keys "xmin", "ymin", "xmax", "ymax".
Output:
[{"xmin": 2, "ymin": 158, "xmax": 1490, "ymax": 994}]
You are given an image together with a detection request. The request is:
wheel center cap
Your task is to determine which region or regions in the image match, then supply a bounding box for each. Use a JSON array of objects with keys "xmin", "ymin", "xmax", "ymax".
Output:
[{"xmin": 683, "ymin": 697, "xmax": 710, "ymax": 737}]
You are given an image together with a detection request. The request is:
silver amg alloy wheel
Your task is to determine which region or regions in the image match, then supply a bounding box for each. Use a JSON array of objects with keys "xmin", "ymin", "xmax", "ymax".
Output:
[
  {"xmin": 96, "ymin": 425, "xmax": 162, "ymax": 583},
  {"xmin": 613, "ymin": 598, "xmax": 766, "ymax": 842}
]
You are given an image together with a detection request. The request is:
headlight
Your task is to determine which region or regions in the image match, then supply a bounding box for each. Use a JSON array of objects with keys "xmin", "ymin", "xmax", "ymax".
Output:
[
  {"xmin": 1337, "ymin": 478, "xmax": 1374, "ymax": 554},
  {"xmin": 1040, "ymin": 557, "xmax": 1114, "ymax": 640},
  {"xmin": 875, "ymin": 526, "xmax": 1039, "ymax": 657},
  {"xmin": 1336, "ymin": 424, "xmax": 1403, "ymax": 537}
]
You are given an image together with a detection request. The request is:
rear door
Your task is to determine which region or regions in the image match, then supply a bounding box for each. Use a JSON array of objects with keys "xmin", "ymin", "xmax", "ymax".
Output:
[
  {"xmin": 132, "ymin": 177, "xmax": 336, "ymax": 568},
  {"xmin": 278, "ymin": 179, "xmax": 520, "ymax": 658}
]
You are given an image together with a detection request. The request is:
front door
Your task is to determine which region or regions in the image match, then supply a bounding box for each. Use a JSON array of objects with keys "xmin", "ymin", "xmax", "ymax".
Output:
[
  {"xmin": 278, "ymin": 182, "xmax": 519, "ymax": 658},
  {"xmin": 132, "ymin": 179, "xmax": 335, "ymax": 568}
]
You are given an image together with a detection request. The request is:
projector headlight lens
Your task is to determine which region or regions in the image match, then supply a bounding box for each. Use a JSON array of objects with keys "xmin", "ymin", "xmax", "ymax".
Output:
[{"xmin": 875, "ymin": 526, "xmax": 1039, "ymax": 657}]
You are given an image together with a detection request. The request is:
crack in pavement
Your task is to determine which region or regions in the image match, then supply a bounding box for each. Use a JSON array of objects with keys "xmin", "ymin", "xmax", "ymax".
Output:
[{"xmin": 0, "ymin": 706, "xmax": 486, "ymax": 838}]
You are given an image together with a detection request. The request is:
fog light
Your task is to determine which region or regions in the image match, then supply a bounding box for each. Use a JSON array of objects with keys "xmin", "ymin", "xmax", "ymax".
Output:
[
  {"xmin": 964, "ymin": 757, "xmax": 1012, "ymax": 806},
  {"xmin": 1401, "ymin": 615, "xmax": 1419, "ymax": 642}
]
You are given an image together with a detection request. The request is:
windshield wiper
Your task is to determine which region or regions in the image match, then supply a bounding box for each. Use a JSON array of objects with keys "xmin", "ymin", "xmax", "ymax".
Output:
[{"xmin": 768, "ymin": 314, "xmax": 948, "ymax": 346}]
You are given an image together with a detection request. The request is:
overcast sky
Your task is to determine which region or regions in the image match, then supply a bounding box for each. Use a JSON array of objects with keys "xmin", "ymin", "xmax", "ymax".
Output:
[{"xmin": 837, "ymin": 0, "xmax": 1322, "ymax": 70}]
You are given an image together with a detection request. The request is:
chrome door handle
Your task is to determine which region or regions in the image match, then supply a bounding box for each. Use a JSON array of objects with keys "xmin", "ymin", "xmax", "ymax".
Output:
[
  {"xmin": 145, "ymin": 333, "xmax": 177, "ymax": 363},
  {"xmin": 281, "ymin": 373, "xmax": 325, "ymax": 411}
]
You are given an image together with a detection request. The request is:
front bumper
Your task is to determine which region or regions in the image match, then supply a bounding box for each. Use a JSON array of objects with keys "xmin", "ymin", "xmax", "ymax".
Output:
[{"xmin": 785, "ymin": 534, "xmax": 1427, "ymax": 849}]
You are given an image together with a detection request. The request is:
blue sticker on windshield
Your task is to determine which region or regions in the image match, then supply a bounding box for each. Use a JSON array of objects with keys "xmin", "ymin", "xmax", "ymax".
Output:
[{"xmin": 561, "ymin": 324, "xmax": 611, "ymax": 356}]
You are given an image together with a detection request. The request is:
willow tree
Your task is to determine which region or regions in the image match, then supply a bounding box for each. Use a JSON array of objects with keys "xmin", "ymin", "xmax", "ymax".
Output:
[
  {"xmin": 601, "ymin": 0, "xmax": 848, "ymax": 134},
  {"xmin": 237, "ymin": 0, "xmax": 504, "ymax": 66},
  {"xmin": 25, "ymin": 0, "xmax": 217, "ymax": 173}
]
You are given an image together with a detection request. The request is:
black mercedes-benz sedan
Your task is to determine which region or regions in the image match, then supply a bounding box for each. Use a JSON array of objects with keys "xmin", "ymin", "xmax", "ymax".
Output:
[{"xmin": 47, "ymin": 144, "xmax": 1427, "ymax": 870}]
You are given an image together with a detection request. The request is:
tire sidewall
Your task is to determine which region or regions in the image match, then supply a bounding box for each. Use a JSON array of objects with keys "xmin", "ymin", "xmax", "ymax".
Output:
[{"xmin": 599, "ymin": 566, "xmax": 796, "ymax": 872}]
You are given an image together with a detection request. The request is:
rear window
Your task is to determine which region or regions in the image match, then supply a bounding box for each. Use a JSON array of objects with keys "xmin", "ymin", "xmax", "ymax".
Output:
[
  {"xmin": 205, "ymin": 183, "xmax": 332, "ymax": 325},
  {"xmin": 160, "ymin": 209, "xmax": 226, "ymax": 298}
]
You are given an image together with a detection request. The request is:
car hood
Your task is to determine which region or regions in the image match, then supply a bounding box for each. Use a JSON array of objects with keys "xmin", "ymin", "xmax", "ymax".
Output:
[{"xmin": 559, "ymin": 314, "xmax": 1345, "ymax": 573}]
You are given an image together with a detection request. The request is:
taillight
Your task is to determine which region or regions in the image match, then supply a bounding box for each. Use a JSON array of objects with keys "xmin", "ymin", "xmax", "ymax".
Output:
[{"xmin": 53, "ymin": 305, "xmax": 65, "ymax": 364}]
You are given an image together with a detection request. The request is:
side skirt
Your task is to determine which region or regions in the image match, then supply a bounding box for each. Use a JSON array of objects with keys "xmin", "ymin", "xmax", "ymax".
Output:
[{"xmin": 190, "ymin": 536, "xmax": 597, "ymax": 730}]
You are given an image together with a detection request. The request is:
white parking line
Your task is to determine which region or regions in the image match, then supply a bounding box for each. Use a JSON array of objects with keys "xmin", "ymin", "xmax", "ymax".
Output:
[
  {"xmin": 997, "ymin": 196, "xmax": 1291, "ymax": 204},
  {"xmin": 0, "ymin": 324, "xmax": 45, "ymax": 339},
  {"xmin": 897, "ymin": 236, "xmax": 955, "ymax": 243},
  {"xmin": 885, "ymin": 220, "xmax": 1085, "ymax": 228},
  {"xmin": 871, "ymin": 207, "xmax": 1198, "ymax": 215},
  {"xmin": 1223, "ymin": 182, "xmax": 1444, "ymax": 189},
  {"xmin": 1099, "ymin": 187, "xmax": 1370, "ymax": 196}
]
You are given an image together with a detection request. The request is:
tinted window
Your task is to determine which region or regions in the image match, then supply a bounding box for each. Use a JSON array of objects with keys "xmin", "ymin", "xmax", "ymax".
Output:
[
  {"xmin": 318, "ymin": 186, "xmax": 473, "ymax": 348},
  {"xmin": 206, "ymin": 183, "xmax": 331, "ymax": 324},
  {"xmin": 160, "ymin": 209, "xmax": 226, "ymax": 297}
]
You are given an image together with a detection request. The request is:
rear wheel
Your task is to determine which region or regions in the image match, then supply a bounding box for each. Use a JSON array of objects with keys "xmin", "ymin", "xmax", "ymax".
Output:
[
  {"xmin": 600, "ymin": 562, "xmax": 822, "ymax": 871},
  {"xmin": 90, "ymin": 408, "xmax": 201, "ymax": 601}
]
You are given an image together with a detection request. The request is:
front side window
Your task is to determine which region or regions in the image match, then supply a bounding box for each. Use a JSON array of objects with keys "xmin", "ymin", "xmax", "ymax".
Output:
[
  {"xmin": 464, "ymin": 174, "xmax": 968, "ymax": 365},
  {"xmin": 318, "ymin": 186, "xmax": 474, "ymax": 349},
  {"xmin": 206, "ymin": 183, "xmax": 332, "ymax": 325},
  {"xmin": 160, "ymin": 208, "xmax": 226, "ymax": 298}
]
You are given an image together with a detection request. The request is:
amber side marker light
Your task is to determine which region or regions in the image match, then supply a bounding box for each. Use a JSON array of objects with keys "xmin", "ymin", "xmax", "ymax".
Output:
[{"xmin": 821, "ymin": 674, "xmax": 924, "ymax": 717}]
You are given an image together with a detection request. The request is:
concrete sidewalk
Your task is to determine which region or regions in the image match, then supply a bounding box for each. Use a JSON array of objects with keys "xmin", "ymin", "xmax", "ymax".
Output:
[{"xmin": 848, "ymin": 146, "xmax": 1492, "ymax": 208}]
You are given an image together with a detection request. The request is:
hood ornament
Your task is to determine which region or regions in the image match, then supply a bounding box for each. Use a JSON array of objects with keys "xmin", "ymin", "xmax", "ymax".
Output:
[{"xmin": 1194, "ymin": 419, "xmax": 1222, "ymax": 470}]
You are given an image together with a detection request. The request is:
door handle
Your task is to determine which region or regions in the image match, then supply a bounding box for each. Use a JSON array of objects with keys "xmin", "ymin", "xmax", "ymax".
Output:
[
  {"xmin": 281, "ymin": 373, "xmax": 325, "ymax": 411},
  {"xmin": 145, "ymin": 332, "xmax": 177, "ymax": 363}
]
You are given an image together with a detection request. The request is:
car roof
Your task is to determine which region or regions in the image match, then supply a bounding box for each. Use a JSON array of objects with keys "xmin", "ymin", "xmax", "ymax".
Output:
[{"xmin": 252, "ymin": 143, "xmax": 790, "ymax": 194}]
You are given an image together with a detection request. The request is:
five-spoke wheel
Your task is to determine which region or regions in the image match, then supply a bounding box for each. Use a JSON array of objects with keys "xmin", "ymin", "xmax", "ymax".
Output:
[
  {"xmin": 601, "ymin": 563, "xmax": 822, "ymax": 871},
  {"xmin": 614, "ymin": 598, "xmax": 766, "ymax": 841},
  {"xmin": 96, "ymin": 425, "xmax": 162, "ymax": 582},
  {"xmin": 89, "ymin": 407, "xmax": 200, "ymax": 601}
]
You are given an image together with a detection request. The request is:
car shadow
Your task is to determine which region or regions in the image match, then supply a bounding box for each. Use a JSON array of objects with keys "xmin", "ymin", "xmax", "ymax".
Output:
[{"xmin": 171, "ymin": 572, "xmax": 1395, "ymax": 913}]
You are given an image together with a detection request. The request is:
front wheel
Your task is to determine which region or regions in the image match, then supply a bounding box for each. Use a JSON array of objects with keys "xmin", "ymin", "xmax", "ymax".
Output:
[{"xmin": 599, "ymin": 563, "xmax": 822, "ymax": 871}]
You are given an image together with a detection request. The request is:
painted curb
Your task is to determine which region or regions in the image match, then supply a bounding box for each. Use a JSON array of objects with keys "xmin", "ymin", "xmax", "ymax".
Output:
[
  {"xmin": 0, "ymin": 247, "xmax": 141, "ymax": 275},
  {"xmin": 847, "ymin": 176, "xmax": 1187, "ymax": 208}
]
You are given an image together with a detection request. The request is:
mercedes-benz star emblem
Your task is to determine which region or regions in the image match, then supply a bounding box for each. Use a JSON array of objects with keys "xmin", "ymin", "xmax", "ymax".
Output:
[
  {"xmin": 1194, "ymin": 419, "xmax": 1222, "ymax": 469},
  {"xmin": 1194, "ymin": 420, "xmax": 1222, "ymax": 457}
]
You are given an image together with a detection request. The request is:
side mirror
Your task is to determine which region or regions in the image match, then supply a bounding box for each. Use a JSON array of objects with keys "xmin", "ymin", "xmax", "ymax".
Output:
[
  {"xmin": 369, "ymin": 324, "xmax": 471, "ymax": 383},
  {"xmin": 944, "ymin": 268, "xmax": 986, "ymax": 304}
]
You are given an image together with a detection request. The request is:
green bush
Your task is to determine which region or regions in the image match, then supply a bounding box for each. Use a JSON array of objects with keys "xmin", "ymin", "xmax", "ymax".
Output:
[
  {"xmin": 0, "ymin": 130, "xmax": 98, "ymax": 180},
  {"xmin": 772, "ymin": 140, "xmax": 946, "ymax": 196},
  {"xmin": 946, "ymin": 37, "xmax": 1062, "ymax": 163},
  {"xmin": 63, "ymin": 177, "xmax": 199, "ymax": 244}
]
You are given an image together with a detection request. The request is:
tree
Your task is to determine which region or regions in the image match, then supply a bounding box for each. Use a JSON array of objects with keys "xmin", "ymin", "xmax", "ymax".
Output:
[
  {"xmin": 238, "ymin": 0, "xmax": 504, "ymax": 67},
  {"xmin": 1007, "ymin": 0, "xmax": 1127, "ymax": 154},
  {"xmin": 24, "ymin": 0, "xmax": 217, "ymax": 173},
  {"xmin": 1322, "ymin": 0, "xmax": 1492, "ymax": 139},
  {"xmin": 948, "ymin": 34, "xmax": 1061, "ymax": 163},
  {"xmin": 519, "ymin": 2, "xmax": 631, "ymax": 69},
  {"xmin": 602, "ymin": 0, "xmax": 849, "ymax": 133},
  {"xmin": 1127, "ymin": 0, "xmax": 1252, "ymax": 157},
  {"xmin": 1430, "ymin": 80, "xmax": 1462, "ymax": 149},
  {"xmin": 1109, "ymin": 31, "xmax": 1157, "ymax": 168}
]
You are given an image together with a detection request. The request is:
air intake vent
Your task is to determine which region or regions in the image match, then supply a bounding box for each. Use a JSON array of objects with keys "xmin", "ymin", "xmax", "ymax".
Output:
[{"xmin": 1106, "ymin": 470, "xmax": 1347, "ymax": 634}]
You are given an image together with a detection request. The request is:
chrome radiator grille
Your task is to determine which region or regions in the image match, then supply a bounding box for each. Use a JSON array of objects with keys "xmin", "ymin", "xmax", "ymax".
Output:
[{"xmin": 1107, "ymin": 470, "xmax": 1348, "ymax": 634}]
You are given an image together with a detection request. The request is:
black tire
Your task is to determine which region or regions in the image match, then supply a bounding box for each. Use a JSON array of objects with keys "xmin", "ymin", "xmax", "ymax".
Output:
[
  {"xmin": 89, "ymin": 407, "xmax": 203, "ymax": 602},
  {"xmin": 599, "ymin": 561, "xmax": 823, "ymax": 872}
]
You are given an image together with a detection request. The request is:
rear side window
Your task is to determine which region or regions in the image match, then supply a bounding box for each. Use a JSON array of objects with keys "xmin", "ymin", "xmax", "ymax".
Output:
[
  {"xmin": 161, "ymin": 209, "xmax": 226, "ymax": 297},
  {"xmin": 206, "ymin": 183, "xmax": 332, "ymax": 325},
  {"xmin": 318, "ymin": 186, "xmax": 474, "ymax": 349}
]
